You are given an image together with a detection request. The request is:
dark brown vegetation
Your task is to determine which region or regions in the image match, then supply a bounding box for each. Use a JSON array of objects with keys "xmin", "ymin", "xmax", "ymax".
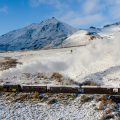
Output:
[
  {"xmin": 89, "ymin": 36, "xmax": 96, "ymax": 40},
  {"xmin": 80, "ymin": 95, "xmax": 93, "ymax": 103},
  {"xmin": 0, "ymin": 57, "xmax": 22, "ymax": 70},
  {"xmin": 95, "ymin": 95, "xmax": 118, "ymax": 111},
  {"xmin": 82, "ymin": 81, "xmax": 99, "ymax": 86},
  {"xmin": 0, "ymin": 92, "xmax": 77, "ymax": 105},
  {"xmin": 51, "ymin": 72, "xmax": 63, "ymax": 82}
]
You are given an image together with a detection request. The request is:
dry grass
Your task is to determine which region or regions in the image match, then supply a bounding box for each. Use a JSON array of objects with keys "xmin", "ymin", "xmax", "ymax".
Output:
[
  {"xmin": 98, "ymin": 101, "xmax": 106, "ymax": 110},
  {"xmin": 114, "ymin": 113, "xmax": 120, "ymax": 120},
  {"xmin": 12, "ymin": 94, "xmax": 28, "ymax": 102},
  {"xmin": 31, "ymin": 92, "xmax": 39, "ymax": 99},
  {"xmin": 51, "ymin": 72, "xmax": 63, "ymax": 82},
  {"xmin": 100, "ymin": 113, "xmax": 114, "ymax": 120},
  {"xmin": 105, "ymin": 108, "xmax": 112, "ymax": 114},
  {"xmin": 48, "ymin": 98, "xmax": 58, "ymax": 104},
  {"xmin": 0, "ymin": 57, "xmax": 22, "ymax": 70},
  {"xmin": 83, "ymin": 81, "xmax": 99, "ymax": 86},
  {"xmin": 1, "ymin": 92, "xmax": 77, "ymax": 105},
  {"xmin": 80, "ymin": 95, "xmax": 93, "ymax": 103},
  {"xmin": 96, "ymin": 95, "xmax": 118, "ymax": 113}
]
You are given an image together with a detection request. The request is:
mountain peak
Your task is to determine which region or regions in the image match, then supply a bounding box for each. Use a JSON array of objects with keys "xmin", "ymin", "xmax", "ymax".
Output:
[
  {"xmin": 39, "ymin": 17, "xmax": 59, "ymax": 24},
  {"xmin": 0, "ymin": 17, "xmax": 77, "ymax": 51}
]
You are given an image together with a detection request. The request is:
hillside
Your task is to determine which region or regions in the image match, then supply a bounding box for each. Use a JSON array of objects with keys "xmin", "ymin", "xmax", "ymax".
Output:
[{"xmin": 0, "ymin": 17, "xmax": 77, "ymax": 51}]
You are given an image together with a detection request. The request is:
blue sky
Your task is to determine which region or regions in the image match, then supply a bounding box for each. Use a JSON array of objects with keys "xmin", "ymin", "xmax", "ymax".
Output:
[{"xmin": 0, "ymin": 0, "xmax": 120, "ymax": 35}]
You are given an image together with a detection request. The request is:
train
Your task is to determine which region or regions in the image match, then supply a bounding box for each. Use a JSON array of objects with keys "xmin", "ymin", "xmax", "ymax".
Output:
[{"xmin": 0, "ymin": 83, "xmax": 120, "ymax": 95}]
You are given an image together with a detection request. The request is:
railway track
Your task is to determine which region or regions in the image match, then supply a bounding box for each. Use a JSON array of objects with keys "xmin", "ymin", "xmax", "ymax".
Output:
[{"xmin": 0, "ymin": 84, "xmax": 120, "ymax": 95}]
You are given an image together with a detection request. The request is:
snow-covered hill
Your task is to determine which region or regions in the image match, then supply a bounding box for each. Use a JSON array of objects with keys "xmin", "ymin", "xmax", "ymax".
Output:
[
  {"xmin": 62, "ymin": 29, "xmax": 102, "ymax": 47},
  {"xmin": 0, "ymin": 17, "xmax": 77, "ymax": 51}
]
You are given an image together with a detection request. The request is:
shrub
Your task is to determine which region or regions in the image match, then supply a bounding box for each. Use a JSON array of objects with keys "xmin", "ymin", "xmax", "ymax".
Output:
[
  {"xmin": 48, "ymin": 98, "xmax": 58, "ymax": 104},
  {"xmin": 51, "ymin": 72, "xmax": 63, "ymax": 82},
  {"xmin": 1, "ymin": 57, "xmax": 22, "ymax": 70},
  {"xmin": 101, "ymin": 95, "xmax": 107, "ymax": 102},
  {"xmin": 90, "ymin": 36, "xmax": 96, "ymax": 40},
  {"xmin": 83, "ymin": 81, "xmax": 99, "ymax": 86},
  {"xmin": 95, "ymin": 95, "xmax": 102, "ymax": 102},
  {"xmin": 97, "ymin": 95, "xmax": 108, "ymax": 110},
  {"xmin": 105, "ymin": 113, "xmax": 114, "ymax": 120},
  {"xmin": 114, "ymin": 113, "xmax": 120, "ymax": 120},
  {"xmin": 97, "ymin": 101, "xmax": 106, "ymax": 110},
  {"xmin": 13, "ymin": 94, "xmax": 28, "ymax": 102},
  {"xmin": 80, "ymin": 95, "xmax": 93, "ymax": 103},
  {"xmin": 105, "ymin": 108, "xmax": 112, "ymax": 114},
  {"xmin": 32, "ymin": 92, "xmax": 39, "ymax": 99}
]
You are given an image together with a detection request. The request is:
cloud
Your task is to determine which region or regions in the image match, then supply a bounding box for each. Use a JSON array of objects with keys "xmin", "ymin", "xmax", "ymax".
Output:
[
  {"xmin": 82, "ymin": 0, "xmax": 100, "ymax": 15},
  {"xmin": 59, "ymin": 10, "xmax": 105, "ymax": 26},
  {"xmin": 0, "ymin": 6, "xmax": 8, "ymax": 14},
  {"xmin": 29, "ymin": 0, "xmax": 120, "ymax": 27},
  {"xmin": 105, "ymin": 0, "xmax": 120, "ymax": 19},
  {"xmin": 29, "ymin": 0, "xmax": 68, "ymax": 9}
]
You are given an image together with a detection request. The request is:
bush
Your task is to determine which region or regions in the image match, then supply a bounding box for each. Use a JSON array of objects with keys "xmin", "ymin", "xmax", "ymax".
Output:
[
  {"xmin": 101, "ymin": 95, "xmax": 107, "ymax": 102},
  {"xmin": 48, "ymin": 98, "xmax": 58, "ymax": 104},
  {"xmin": 83, "ymin": 81, "xmax": 99, "ymax": 86},
  {"xmin": 51, "ymin": 72, "xmax": 63, "ymax": 82},
  {"xmin": 80, "ymin": 95, "xmax": 93, "ymax": 103},
  {"xmin": 97, "ymin": 101, "xmax": 106, "ymax": 110},
  {"xmin": 32, "ymin": 92, "xmax": 39, "ymax": 99},
  {"xmin": 114, "ymin": 113, "xmax": 120, "ymax": 120},
  {"xmin": 105, "ymin": 108, "xmax": 112, "ymax": 114},
  {"xmin": 1, "ymin": 57, "xmax": 21, "ymax": 70},
  {"xmin": 90, "ymin": 36, "xmax": 96, "ymax": 40}
]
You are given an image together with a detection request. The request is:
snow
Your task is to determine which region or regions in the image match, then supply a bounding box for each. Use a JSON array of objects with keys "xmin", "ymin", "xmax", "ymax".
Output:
[
  {"xmin": 62, "ymin": 30, "xmax": 90, "ymax": 47},
  {"xmin": 0, "ymin": 96, "xmax": 103, "ymax": 120}
]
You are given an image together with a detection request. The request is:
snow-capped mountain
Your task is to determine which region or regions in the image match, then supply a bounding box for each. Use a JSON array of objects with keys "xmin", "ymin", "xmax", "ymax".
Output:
[
  {"xmin": 62, "ymin": 21, "xmax": 120, "ymax": 48},
  {"xmin": 0, "ymin": 17, "xmax": 77, "ymax": 51}
]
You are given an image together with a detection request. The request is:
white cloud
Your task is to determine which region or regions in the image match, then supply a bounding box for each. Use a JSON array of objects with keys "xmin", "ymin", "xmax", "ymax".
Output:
[
  {"xmin": 105, "ymin": 0, "xmax": 120, "ymax": 19},
  {"xmin": 29, "ymin": 0, "xmax": 120, "ymax": 27},
  {"xmin": 29, "ymin": 0, "xmax": 68, "ymax": 10},
  {"xmin": 59, "ymin": 11, "xmax": 105, "ymax": 26},
  {"xmin": 82, "ymin": 0, "xmax": 100, "ymax": 15},
  {"xmin": 0, "ymin": 6, "xmax": 8, "ymax": 14}
]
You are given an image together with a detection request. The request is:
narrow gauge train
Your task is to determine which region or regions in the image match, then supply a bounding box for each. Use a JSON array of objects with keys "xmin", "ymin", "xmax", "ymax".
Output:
[{"xmin": 0, "ymin": 83, "xmax": 120, "ymax": 95}]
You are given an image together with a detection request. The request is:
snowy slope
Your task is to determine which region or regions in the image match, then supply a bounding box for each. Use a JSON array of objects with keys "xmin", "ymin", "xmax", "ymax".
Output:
[
  {"xmin": 62, "ymin": 27, "xmax": 102, "ymax": 47},
  {"xmin": 62, "ymin": 30, "xmax": 90, "ymax": 47},
  {"xmin": 0, "ymin": 17, "xmax": 77, "ymax": 51}
]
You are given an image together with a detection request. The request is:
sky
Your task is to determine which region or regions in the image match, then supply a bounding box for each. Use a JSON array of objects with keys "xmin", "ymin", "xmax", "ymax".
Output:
[{"xmin": 0, "ymin": 0, "xmax": 120, "ymax": 35}]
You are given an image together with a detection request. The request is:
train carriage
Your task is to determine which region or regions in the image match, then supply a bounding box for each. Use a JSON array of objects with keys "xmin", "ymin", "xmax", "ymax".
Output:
[
  {"xmin": 3, "ymin": 84, "xmax": 21, "ymax": 92},
  {"xmin": 21, "ymin": 85, "xmax": 47, "ymax": 93}
]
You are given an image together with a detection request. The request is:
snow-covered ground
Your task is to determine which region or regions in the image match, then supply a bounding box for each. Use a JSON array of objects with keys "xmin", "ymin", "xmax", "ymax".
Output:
[{"xmin": 0, "ymin": 93, "xmax": 103, "ymax": 120}]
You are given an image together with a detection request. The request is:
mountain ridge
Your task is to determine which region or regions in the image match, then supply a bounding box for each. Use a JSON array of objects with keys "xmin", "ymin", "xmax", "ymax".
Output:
[
  {"xmin": 0, "ymin": 17, "xmax": 120, "ymax": 51},
  {"xmin": 0, "ymin": 17, "xmax": 77, "ymax": 51}
]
